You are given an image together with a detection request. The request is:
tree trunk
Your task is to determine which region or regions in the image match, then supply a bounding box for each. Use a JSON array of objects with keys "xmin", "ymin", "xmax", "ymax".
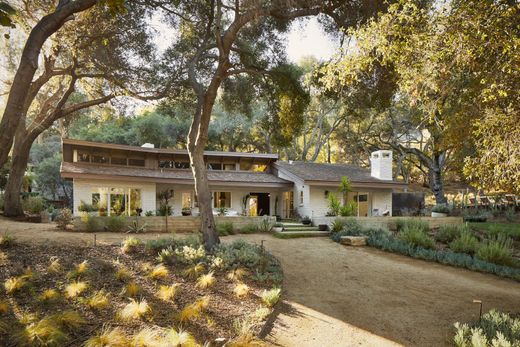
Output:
[
  {"xmin": 3, "ymin": 138, "xmax": 32, "ymax": 217},
  {"xmin": 0, "ymin": 0, "xmax": 98, "ymax": 169},
  {"xmin": 429, "ymin": 154, "xmax": 447, "ymax": 205}
]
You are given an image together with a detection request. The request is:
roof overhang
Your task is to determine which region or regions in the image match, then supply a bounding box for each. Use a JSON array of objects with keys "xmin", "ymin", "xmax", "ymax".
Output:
[{"xmin": 303, "ymin": 180, "xmax": 408, "ymax": 189}]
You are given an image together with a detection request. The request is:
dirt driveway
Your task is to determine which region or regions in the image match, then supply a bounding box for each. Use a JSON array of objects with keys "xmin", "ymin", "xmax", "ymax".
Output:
[{"xmin": 1, "ymin": 217, "xmax": 520, "ymax": 346}]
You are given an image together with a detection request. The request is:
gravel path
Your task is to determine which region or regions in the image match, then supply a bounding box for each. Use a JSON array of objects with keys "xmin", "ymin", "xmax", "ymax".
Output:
[{"xmin": 2, "ymin": 217, "xmax": 520, "ymax": 346}]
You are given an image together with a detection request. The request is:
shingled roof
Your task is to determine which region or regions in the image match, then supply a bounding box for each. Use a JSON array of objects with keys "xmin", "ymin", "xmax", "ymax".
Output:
[
  {"xmin": 61, "ymin": 162, "xmax": 292, "ymax": 187},
  {"xmin": 275, "ymin": 161, "xmax": 405, "ymax": 186}
]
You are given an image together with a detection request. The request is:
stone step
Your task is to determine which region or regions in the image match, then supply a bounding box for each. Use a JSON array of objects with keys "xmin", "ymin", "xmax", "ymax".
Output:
[
  {"xmin": 283, "ymin": 226, "xmax": 319, "ymax": 231},
  {"xmin": 273, "ymin": 230, "xmax": 331, "ymax": 239}
]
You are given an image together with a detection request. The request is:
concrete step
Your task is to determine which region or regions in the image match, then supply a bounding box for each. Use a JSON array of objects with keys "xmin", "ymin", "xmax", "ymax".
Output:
[
  {"xmin": 273, "ymin": 230, "xmax": 331, "ymax": 239},
  {"xmin": 283, "ymin": 226, "xmax": 320, "ymax": 231}
]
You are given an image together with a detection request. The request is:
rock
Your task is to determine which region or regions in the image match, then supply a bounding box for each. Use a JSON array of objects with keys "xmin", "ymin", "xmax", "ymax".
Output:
[{"xmin": 340, "ymin": 236, "xmax": 367, "ymax": 246}]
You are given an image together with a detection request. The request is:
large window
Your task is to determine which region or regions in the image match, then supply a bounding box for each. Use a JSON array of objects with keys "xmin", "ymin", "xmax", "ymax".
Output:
[
  {"xmin": 224, "ymin": 163, "xmax": 236, "ymax": 171},
  {"xmin": 213, "ymin": 192, "xmax": 231, "ymax": 208},
  {"xmin": 128, "ymin": 158, "xmax": 145, "ymax": 167},
  {"xmin": 92, "ymin": 153, "xmax": 109, "ymax": 164},
  {"xmin": 208, "ymin": 163, "xmax": 222, "ymax": 170},
  {"xmin": 90, "ymin": 187, "xmax": 141, "ymax": 216},
  {"xmin": 76, "ymin": 151, "xmax": 90, "ymax": 163},
  {"xmin": 182, "ymin": 192, "xmax": 192, "ymax": 209},
  {"xmin": 175, "ymin": 161, "xmax": 190, "ymax": 169}
]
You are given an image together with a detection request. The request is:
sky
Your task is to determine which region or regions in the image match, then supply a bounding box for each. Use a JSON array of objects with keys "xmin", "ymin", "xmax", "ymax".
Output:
[{"xmin": 286, "ymin": 17, "xmax": 339, "ymax": 63}]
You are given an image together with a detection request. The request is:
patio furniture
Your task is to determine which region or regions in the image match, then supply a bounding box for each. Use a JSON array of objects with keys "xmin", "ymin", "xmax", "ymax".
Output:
[{"xmin": 479, "ymin": 196, "xmax": 495, "ymax": 208}]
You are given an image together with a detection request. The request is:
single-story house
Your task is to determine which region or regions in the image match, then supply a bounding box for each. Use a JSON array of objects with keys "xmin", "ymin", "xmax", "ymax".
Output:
[{"xmin": 60, "ymin": 139, "xmax": 407, "ymax": 218}]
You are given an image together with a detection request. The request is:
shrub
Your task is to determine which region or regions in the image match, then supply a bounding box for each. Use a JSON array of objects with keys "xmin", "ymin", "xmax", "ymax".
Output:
[
  {"xmin": 85, "ymin": 327, "xmax": 129, "ymax": 347},
  {"xmin": 214, "ymin": 240, "xmax": 261, "ymax": 269},
  {"xmin": 449, "ymin": 231, "xmax": 480, "ymax": 255},
  {"xmin": 217, "ymin": 222, "xmax": 234, "ymax": 236},
  {"xmin": 124, "ymin": 281, "xmax": 141, "ymax": 297},
  {"xmin": 227, "ymin": 268, "xmax": 249, "ymax": 282},
  {"xmin": 436, "ymin": 224, "xmax": 467, "ymax": 243},
  {"xmin": 121, "ymin": 237, "xmax": 141, "ymax": 254},
  {"xmin": 397, "ymin": 226, "xmax": 435, "ymax": 249},
  {"xmin": 39, "ymin": 289, "xmax": 60, "ymax": 302},
  {"xmin": 432, "ymin": 204, "xmax": 450, "ymax": 214},
  {"xmin": 118, "ymin": 299, "xmax": 151, "ymax": 321},
  {"xmin": 5, "ymin": 276, "xmax": 27, "ymax": 294},
  {"xmin": 396, "ymin": 219, "xmax": 429, "ymax": 233},
  {"xmin": 463, "ymin": 209, "xmax": 489, "ymax": 222},
  {"xmin": 196, "ymin": 272, "xmax": 216, "ymax": 289},
  {"xmin": 78, "ymin": 201, "xmax": 97, "ymax": 213},
  {"xmin": 148, "ymin": 264, "xmax": 169, "ymax": 280},
  {"xmin": 476, "ymin": 235, "xmax": 514, "ymax": 266},
  {"xmin": 330, "ymin": 218, "xmax": 345, "ymax": 233},
  {"xmin": 504, "ymin": 208, "xmax": 517, "ymax": 222},
  {"xmin": 233, "ymin": 283, "xmax": 250, "ymax": 298},
  {"xmin": 144, "ymin": 210, "xmax": 154, "ymax": 216},
  {"xmin": 179, "ymin": 296, "xmax": 210, "ymax": 322},
  {"xmin": 55, "ymin": 208, "xmax": 73, "ymax": 229},
  {"xmin": 85, "ymin": 215, "xmax": 104, "ymax": 232},
  {"xmin": 261, "ymin": 288, "xmax": 281, "ymax": 307},
  {"xmin": 65, "ymin": 281, "xmax": 88, "ymax": 298},
  {"xmin": 301, "ymin": 216, "xmax": 312, "ymax": 224},
  {"xmin": 105, "ymin": 216, "xmax": 126, "ymax": 232},
  {"xmin": 327, "ymin": 193, "xmax": 341, "ymax": 216},
  {"xmin": 343, "ymin": 218, "xmax": 364, "ymax": 235},
  {"xmin": 183, "ymin": 263, "xmax": 205, "ymax": 279},
  {"xmin": 258, "ymin": 218, "xmax": 274, "ymax": 232},
  {"xmin": 0, "ymin": 233, "xmax": 15, "ymax": 248},
  {"xmin": 22, "ymin": 195, "xmax": 46, "ymax": 214},
  {"xmin": 115, "ymin": 268, "xmax": 131, "ymax": 282},
  {"xmin": 127, "ymin": 219, "xmax": 147, "ymax": 233},
  {"xmin": 239, "ymin": 223, "xmax": 258, "ymax": 234},
  {"xmin": 156, "ymin": 284, "xmax": 178, "ymax": 302},
  {"xmin": 454, "ymin": 309, "xmax": 520, "ymax": 346},
  {"xmin": 87, "ymin": 290, "xmax": 110, "ymax": 310},
  {"xmin": 339, "ymin": 201, "xmax": 357, "ymax": 217}
]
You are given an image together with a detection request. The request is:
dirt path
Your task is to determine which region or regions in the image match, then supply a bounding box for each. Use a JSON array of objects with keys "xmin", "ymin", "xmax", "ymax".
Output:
[
  {"xmin": 227, "ymin": 234, "xmax": 520, "ymax": 347},
  {"xmin": 1, "ymin": 217, "xmax": 520, "ymax": 346}
]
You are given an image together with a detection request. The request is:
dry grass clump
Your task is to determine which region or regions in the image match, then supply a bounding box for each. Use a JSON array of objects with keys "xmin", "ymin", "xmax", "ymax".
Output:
[
  {"xmin": 117, "ymin": 299, "xmax": 151, "ymax": 321},
  {"xmin": 148, "ymin": 264, "xmax": 169, "ymax": 280},
  {"xmin": 0, "ymin": 233, "xmax": 15, "ymax": 248},
  {"xmin": 261, "ymin": 288, "xmax": 281, "ymax": 308},
  {"xmin": 130, "ymin": 327, "xmax": 197, "ymax": 347},
  {"xmin": 4, "ymin": 276, "xmax": 27, "ymax": 294},
  {"xmin": 124, "ymin": 281, "xmax": 141, "ymax": 298},
  {"xmin": 251, "ymin": 307, "xmax": 271, "ymax": 322},
  {"xmin": 121, "ymin": 236, "xmax": 142, "ymax": 254},
  {"xmin": 132, "ymin": 326, "xmax": 162, "ymax": 346},
  {"xmin": 156, "ymin": 284, "xmax": 178, "ymax": 302},
  {"xmin": 229, "ymin": 318, "xmax": 265, "ymax": 347},
  {"xmin": 183, "ymin": 263, "xmax": 205, "ymax": 279},
  {"xmin": 233, "ymin": 283, "xmax": 250, "ymax": 298},
  {"xmin": 18, "ymin": 311, "xmax": 85, "ymax": 346},
  {"xmin": 87, "ymin": 290, "xmax": 110, "ymax": 310},
  {"xmin": 52, "ymin": 310, "xmax": 85, "ymax": 330},
  {"xmin": 179, "ymin": 296, "xmax": 210, "ymax": 322},
  {"xmin": 39, "ymin": 288, "xmax": 60, "ymax": 302},
  {"xmin": 196, "ymin": 272, "xmax": 215, "ymax": 289},
  {"xmin": 227, "ymin": 268, "xmax": 249, "ymax": 282},
  {"xmin": 0, "ymin": 251, "xmax": 8, "ymax": 266},
  {"xmin": 115, "ymin": 267, "xmax": 131, "ymax": 282},
  {"xmin": 47, "ymin": 257, "xmax": 63, "ymax": 274},
  {"xmin": 67, "ymin": 260, "xmax": 89, "ymax": 279},
  {"xmin": 163, "ymin": 328, "xmax": 197, "ymax": 347},
  {"xmin": 64, "ymin": 281, "xmax": 88, "ymax": 298},
  {"xmin": 85, "ymin": 326, "xmax": 129, "ymax": 347}
]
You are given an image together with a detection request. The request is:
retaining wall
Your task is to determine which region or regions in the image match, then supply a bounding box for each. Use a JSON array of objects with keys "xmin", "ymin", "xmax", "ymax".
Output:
[
  {"xmin": 312, "ymin": 216, "xmax": 463, "ymax": 231},
  {"xmin": 73, "ymin": 215, "xmax": 276, "ymax": 233}
]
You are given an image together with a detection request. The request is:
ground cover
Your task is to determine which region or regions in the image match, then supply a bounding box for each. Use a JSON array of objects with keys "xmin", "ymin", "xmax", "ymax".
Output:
[{"xmin": 0, "ymin": 234, "xmax": 281, "ymax": 346}]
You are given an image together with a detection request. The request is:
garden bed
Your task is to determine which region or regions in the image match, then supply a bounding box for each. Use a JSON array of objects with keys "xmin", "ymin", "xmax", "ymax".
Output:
[{"xmin": 0, "ymin": 235, "xmax": 282, "ymax": 346}]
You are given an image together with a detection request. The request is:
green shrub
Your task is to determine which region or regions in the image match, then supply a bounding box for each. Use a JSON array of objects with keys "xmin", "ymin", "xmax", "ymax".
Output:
[
  {"xmin": 327, "ymin": 193, "xmax": 341, "ymax": 216},
  {"xmin": 217, "ymin": 222, "xmax": 234, "ymax": 236},
  {"xmin": 449, "ymin": 230, "xmax": 480, "ymax": 255},
  {"xmin": 330, "ymin": 218, "xmax": 345, "ymax": 233},
  {"xmin": 432, "ymin": 204, "xmax": 450, "ymax": 214},
  {"xmin": 339, "ymin": 201, "xmax": 357, "ymax": 217},
  {"xmin": 22, "ymin": 195, "xmax": 46, "ymax": 214},
  {"xmin": 343, "ymin": 218, "xmax": 364, "ymax": 235},
  {"xmin": 397, "ymin": 226, "xmax": 435, "ymax": 249},
  {"xmin": 454, "ymin": 309, "xmax": 520, "ymax": 346},
  {"xmin": 463, "ymin": 209, "xmax": 488, "ymax": 223},
  {"xmin": 85, "ymin": 215, "xmax": 104, "ymax": 232},
  {"xmin": 436, "ymin": 224, "xmax": 468, "ymax": 243},
  {"xmin": 395, "ymin": 218, "xmax": 429, "ymax": 232},
  {"xmin": 476, "ymin": 235, "xmax": 514, "ymax": 266},
  {"xmin": 55, "ymin": 208, "xmax": 73, "ymax": 229},
  {"xmin": 239, "ymin": 224, "xmax": 258, "ymax": 234},
  {"xmin": 258, "ymin": 218, "xmax": 273, "ymax": 232},
  {"xmin": 105, "ymin": 216, "xmax": 126, "ymax": 232}
]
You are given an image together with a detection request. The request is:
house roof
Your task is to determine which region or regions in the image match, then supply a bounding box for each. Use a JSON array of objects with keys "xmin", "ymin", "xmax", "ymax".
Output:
[
  {"xmin": 61, "ymin": 162, "xmax": 292, "ymax": 188},
  {"xmin": 62, "ymin": 138, "xmax": 278, "ymax": 161},
  {"xmin": 274, "ymin": 161, "xmax": 407, "ymax": 188}
]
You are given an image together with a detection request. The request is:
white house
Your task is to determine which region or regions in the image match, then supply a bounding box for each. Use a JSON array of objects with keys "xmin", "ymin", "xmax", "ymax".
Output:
[{"xmin": 60, "ymin": 139, "xmax": 406, "ymax": 219}]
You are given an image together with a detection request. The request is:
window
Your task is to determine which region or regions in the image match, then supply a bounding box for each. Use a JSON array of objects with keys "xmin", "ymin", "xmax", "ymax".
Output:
[
  {"xmin": 91, "ymin": 187, "xmax": 109, "ymax": 216},
  {"xmin": 213, "ymin": 192, "xmax": 231, "ymax": 208},
  {"xmin": 129, "ymin": 189, "xmax": 142, "ymax": 215},
  {"xmin": 300, "ymin": 191, "xmax": 304, "ymax": 205},
  {"xmin": 239, "ymin": 161, "xmax": 252, "ymax": 171},
  {"xmin": 92, "ymin": 154, "xmax": 109, "ymax": 164},
  {"xmin": 128, "ymin": 158, "xmax": 145, "ymax": 167},
  {"xmin": 252, "ymin": 164, "xmax": 267, "ymax": 172},
  {"xmin": 208, "ymin": 163, "xmax": 222, "ymax": 170},
  {"xmin": 77, "ymin": 151, "xmax": 90, "ymax": 163},
  {"xmin": 159, "ymin": 160, "xmax": 175, "ymax": 168},
  {"xmin": 182, "ymin": 192, "xmax": 192, "ymax": 209},
  {"xmin": 223, "ymin": 163, "xmax": 236, "ymax": 171},
  {"xmin": 110, "ymin": 188, "xmax": 127, "ymax": 215},
  {"xmin": 111, "ymin": 157, "xmax": 127, "ymax": 165},
  {"xmin": 175, "ymin": 161, "xmax": 190, "ymax": 169}
]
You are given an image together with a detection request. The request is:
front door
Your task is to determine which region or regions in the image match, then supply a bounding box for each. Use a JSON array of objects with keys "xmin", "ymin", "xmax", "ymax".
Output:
[
  {"xmin": 250, "ymin": 193, "xmax": 270, "ymax": 216},
  {"xmin": 283, "ymin": 191, "xmax": 294, "ymax": 219},
  {"xmin": 249, "ymin": 196, "xmax": 258, "ymax": 216}
]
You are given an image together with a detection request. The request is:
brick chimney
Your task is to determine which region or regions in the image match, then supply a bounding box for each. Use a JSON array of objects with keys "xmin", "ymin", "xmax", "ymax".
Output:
[{"xmin": 370, "ymin": 150, "xmax": 393, "ymax": 180}]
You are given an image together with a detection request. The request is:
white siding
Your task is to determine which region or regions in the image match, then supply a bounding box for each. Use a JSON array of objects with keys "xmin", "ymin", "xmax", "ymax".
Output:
[
  {"xmin": 309, "ymin": 187, "xmax": 342, "ymax": 218},
  {"xmin": 72, "ymin": 178, "xmax": 156, "ymax": 216}
]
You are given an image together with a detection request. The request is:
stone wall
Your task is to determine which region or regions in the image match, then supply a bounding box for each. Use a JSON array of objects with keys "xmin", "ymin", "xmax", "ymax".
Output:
[
  {"xmin": 312, "ymin": 216, "xmax": 463, "ymax": 231},
  {"xmin": 74, "ymin": 215, "xmax": 276, "ymax": 233}
]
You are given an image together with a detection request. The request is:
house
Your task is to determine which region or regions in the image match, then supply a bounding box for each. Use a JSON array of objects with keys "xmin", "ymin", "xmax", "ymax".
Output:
[{"xmin": 60, "ymin": 139, "xmax": 407, "ymax": 219}]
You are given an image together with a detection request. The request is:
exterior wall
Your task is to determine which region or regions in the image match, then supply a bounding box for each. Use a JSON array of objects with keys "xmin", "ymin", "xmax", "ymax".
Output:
[
  {"xmin": 309, "ymin": 187, "xmax": 341, "ymax": 218},
  {"xmin": 371, "ymin": 190, "xmax": 393, "ymax": 216},
  {"xmin": 156, "ymin": 183, "xmax": 284, "ymax": 216},
  {"xmin": 74, "ymin": 215, "xmax": 276, "ymax": 233},
  {"xmin": 312, "ymin": 216, "xmax": 463, "ymax": 230},
  {"xmin": 370, "ymin": 150, "xmax": 393, "ymax": 180},
  {"xmin": 72, "ymin": 178, "xmax": 156, "ymax": 216}
]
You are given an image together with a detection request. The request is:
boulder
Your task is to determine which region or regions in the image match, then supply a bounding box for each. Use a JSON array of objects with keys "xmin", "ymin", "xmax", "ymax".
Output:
[{"xmin": 340, "ymin": 236, "xmax": 367, "ymax": 246}]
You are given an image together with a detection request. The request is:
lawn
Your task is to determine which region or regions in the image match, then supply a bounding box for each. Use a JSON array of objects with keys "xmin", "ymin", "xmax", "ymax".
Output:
[{"xmin": 0, "ymin": 235, "xmax": 282, "ymax": 346}]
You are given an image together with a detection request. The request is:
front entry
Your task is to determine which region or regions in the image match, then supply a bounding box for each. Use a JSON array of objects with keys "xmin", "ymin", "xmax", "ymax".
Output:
[{"xmin": 250, "ymin": 193, "xmax": 270, "ymax": 216}]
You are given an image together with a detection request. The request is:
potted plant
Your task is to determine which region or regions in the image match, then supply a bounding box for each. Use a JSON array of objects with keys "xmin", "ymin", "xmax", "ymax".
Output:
[
  {"xmin": 431, "ymin": 204, "xmax": 449, "ymax": 217},
  {"xmin": 272, "ymin": 223, "xmax": 284, "ymax": 232},
  {"xmin": 181, "ymin": 207, "xmax": 192, "ymax": 216},
  {"xmin": 318, "ymin": 224, "xmax": 328, "ymax": 231},
  {"xmin": 301, "ymin": 216, "xmax": 312, "ymax": 225}
]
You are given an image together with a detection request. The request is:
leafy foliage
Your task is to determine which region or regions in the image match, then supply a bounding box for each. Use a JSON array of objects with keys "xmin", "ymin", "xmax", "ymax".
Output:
[
  {"xmin": 261, "ymin": 288, "xmax": 281, "ymax": 308},
  {"xmin": 449, "ymin": 231, "xmax": 480, "ymax": 255},
  {"xmin": 436, "ymin": 224, "xmax": 467, "ymax": 243},
  {"xmin": 397, "ymin": 226, "xmax": 435, "ymax": 249},
  {"xmin": 476, "ymin": 235, "xmax": 515, "ymax": 267}
]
